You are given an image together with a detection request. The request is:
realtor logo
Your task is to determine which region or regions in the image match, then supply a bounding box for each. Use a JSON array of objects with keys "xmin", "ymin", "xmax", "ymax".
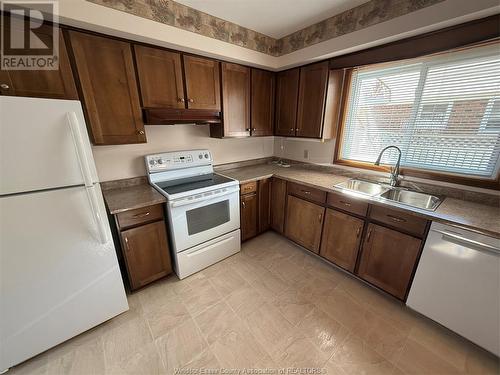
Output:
[{"xmin": 1, "ymin": 0, "xmax": 59, "ymax": 70}]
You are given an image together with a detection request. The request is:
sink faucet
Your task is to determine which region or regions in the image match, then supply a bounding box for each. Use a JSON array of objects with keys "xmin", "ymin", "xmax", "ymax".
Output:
[{"xmin": 374, "ymin": 146, "xmax": 402, "ymax": 187}]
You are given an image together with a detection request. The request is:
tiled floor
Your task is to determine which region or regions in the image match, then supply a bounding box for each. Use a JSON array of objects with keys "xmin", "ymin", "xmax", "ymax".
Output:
[{"xmin": 9, "ymin": 231, "xmax": 500, "ymax": 375}]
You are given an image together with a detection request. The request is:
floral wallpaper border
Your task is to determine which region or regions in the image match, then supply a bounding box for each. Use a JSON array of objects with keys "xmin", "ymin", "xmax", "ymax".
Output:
[{"xmin": 86, "ymin": 0, "xmax": 445, "ymax": 56}]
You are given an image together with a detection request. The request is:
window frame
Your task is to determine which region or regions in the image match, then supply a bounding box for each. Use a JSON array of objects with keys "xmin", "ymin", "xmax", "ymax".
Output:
[{"xmin": 333, "ymin": 54, "xmax": 500, "ymax": 190}]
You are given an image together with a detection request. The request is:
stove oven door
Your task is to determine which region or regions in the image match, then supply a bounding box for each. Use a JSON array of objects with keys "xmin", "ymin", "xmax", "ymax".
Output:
[{"xmin": 167, "ymin": 186, "xmax": 240, "ymax": 252}]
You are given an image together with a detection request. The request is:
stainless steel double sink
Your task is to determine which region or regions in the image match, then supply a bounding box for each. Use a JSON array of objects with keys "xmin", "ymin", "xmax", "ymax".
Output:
[{"xmin": 335, "ymin": 179, "xmax": 443, "ymax": 211}]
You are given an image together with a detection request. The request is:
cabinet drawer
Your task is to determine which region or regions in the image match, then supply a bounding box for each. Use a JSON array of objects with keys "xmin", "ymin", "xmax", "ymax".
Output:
[
  {"xmin": 240, "ymin": 181, "xmax": 257, "ymax": 195},
  {"xmin": 288, "ymin": 182, "xmax": 326, "ymax": 204},
  {"xmin": 369, "ymin": 205, "xmax": 428, "ymax": 237},
  {"xmin": 116, "ymin": 204, "xmax": 163, "ymax": 230},
  {"xmin": 327, "ymin": 192, "xmax": 368, "ymax": 216}
]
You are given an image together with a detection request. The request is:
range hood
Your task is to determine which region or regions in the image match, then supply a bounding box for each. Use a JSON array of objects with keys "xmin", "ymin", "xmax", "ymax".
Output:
[{"xmin": 143, "ymin": 108, "xmax": 221, "ymax": 125}]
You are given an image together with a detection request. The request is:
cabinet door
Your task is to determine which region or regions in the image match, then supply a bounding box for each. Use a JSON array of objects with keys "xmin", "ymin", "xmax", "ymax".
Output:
[
  {"xmin": 320, "ymin": 209, "xmax": 363, "ymax": 272},
  {"xmin": 251, "ymin": 69, "xmax": 274, "ymax": 136},
  {"xmin": 322, "ymin": 69, "xmax": 346, "ymax": 140},
  {"xmin": 357, "ymin": 223, "xmax": 421, "ymax": 300},
  {"xmin": 0, "ymin": 19, "xmax": 77, "ymax": 99},
  {"xmin": 296, "ymin": 61, "xmax": 329, "ymax": 138},
  {"xmin": 68, "ymin": 31, "xmax": 145, "ymax": 145},
  {"xmin": 183, "ymin": 55, "xmax": 221, "ymax": 110},
  {"xmin": 241, "ymin": 193, "xmax": 258, "ymax": 241},
  {"xmin": 285, "ymin": 195, "xmax": 325, "ymax": 253},
  {"xmin": 270, "ymin": 177, "xmax": 287, "ymax": 233},
  {"xmin": 222, "ymin": 62, "xmax": 251, "ymax": 137},
  {"xmin": 275, "ymin": 68, "xmax": 299, "ymax": 136},
  {"xmin": 258, "ymin": 178, "xmax": 271, "ymax": 233},
  {"xmin": 121, "ymin": 221, "xmax": 172, "ymax": 290},
  {"xmin": 134, "ymin": 45, "xmax": 185, "ymax": 108}
]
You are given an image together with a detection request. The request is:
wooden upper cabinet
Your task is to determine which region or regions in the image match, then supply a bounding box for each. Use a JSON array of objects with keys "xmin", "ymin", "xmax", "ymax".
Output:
[
  {"xmin": 183, "ymin": 55, "xmax": 221, "ymax": 110},
  {"xmin": 0, "ymin": 18, "xmax": 77, "ymax": 99},
  {"xmin": 221, "ymin": 62, "xmax": 251, "ymax": 137},
  {"xmin": 285, "ymin": 195, "xmax": 325, "ymax": 253},
  {"xmin": 120, "ymin": 220, "xmax": 172, "ymax": 290},
  {"xmin": 251, "ymin": 69, "xmax": 274, "ymax": 136},
  {"xmin": 134, "ymin": 45, "xmax": 184, "ymax": 108},
  {"xmin": 240, "ymin": 191, "xmax": 258, "ymax": 241},
  {"xmin": 68, "ymin": 31, "xmax": 145, "ymax": 145},
  {"xmin": 322, "ymin": 69, "xmax": 346, "ymax": 140},
  {"xmin": 357, "ymin": 223, "xmax": 422, "ymax": 300},
  {"xmin": 296, "ymin": 61, "xmax": 329, "ymax": 138},
  {"xmin": 270, "ymin": 177, "xmax": 287, "ymax": 234},
  {"xmin": 320, "ymin": 209, "xmax": 364, "ymax": 272},
  {"xmin": 275, "ymin": 68, "xmax": 299, "ymax": 136}
]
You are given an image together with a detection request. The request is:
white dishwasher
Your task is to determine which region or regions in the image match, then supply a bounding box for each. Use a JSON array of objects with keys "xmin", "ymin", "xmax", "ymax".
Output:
[{"xmin": 407, "ymin": 222, "xmax": 500, "ymax": 356}]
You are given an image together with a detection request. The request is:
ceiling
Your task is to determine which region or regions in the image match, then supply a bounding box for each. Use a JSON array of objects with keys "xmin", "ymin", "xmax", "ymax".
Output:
[{"xmin": 174, "ymin": 0, "xmax": 371, "ymax": 38}]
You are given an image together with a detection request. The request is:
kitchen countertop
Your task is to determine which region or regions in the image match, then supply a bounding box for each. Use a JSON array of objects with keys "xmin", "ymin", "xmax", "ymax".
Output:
[
  {"xmin": 103, "ymin": 184, "xmax": 166, "ymax": 215},
  {"xmin": 218, "ymin": 163, "xmax": 500, "ymax": 238}
]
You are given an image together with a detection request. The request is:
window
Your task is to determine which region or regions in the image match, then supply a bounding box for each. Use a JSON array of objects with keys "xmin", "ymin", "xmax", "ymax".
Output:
[{"xmin": 339, "ymin": 43, "xmax": 500, "ymax": 179}]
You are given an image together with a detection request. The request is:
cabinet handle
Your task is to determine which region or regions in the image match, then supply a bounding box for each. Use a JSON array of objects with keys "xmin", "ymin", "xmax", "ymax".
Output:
[
  {"xmin": 188, "ymin": 98, "xmax": 194, "ymax": 103},
  {"xmin": 318, "ymin": 213, "xmax": 323, "ymax": 223},
  {"xmin": 252, "ymin": 128, "xmax": 256, "ymax": 131},
  {"xmin": 178, "ymin": 98, "xmax": 185, "ymax": 102},
  {"xmin": 0, "ymin": 83, "xmax": 9, "ymax": 89},
  {"xmin": 242, "ymin": 201, "xmax": 246, "ymax": 208},
  {"xmin": 138, "ymin": 130, "xmax": 145, "ymax": 135},
  {"xmin": 387, "ymin": 214, "xmax": 406, "ymax": 223},
  {"xmin": 356, "ymin": 226, "xmax": 361, "ymax": 238},
  {"xmin": 366, "ymin": 228, "xmax": 373, "ymax": 243},
  {"xmin": 339, "ymin": 200, "xmax": 351, "ymax": 207},
  {"xmin": 301, "ymin": 190, "xmax": 311, "ymax": 195},
  {"xmin": 290, "ymin": 128, "xmax": 294, "ymax": 132},
  {"xmin": 245, "ymin": 128, "xmax": 250, "ymax": 131},
  {"xmin": 132, "ymin": 211, "xmax": 150, "ymax": 218},
  {"xmin": 124, "ymin": 236, "xmax": 130, "ymax": 251},
  {"xmin": 295, "ymin": 128, "xmax": 299, "ymax": 131}
]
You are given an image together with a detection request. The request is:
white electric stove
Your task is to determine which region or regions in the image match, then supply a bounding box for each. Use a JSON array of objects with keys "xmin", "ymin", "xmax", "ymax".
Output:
[{"xmin": 145, "ymin": 149, "xmax": 241, "ymax": 279}]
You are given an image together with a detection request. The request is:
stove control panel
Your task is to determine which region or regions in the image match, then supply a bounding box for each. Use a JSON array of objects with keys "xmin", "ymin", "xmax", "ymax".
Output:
[{"xmin": 145, "ymin": 149, "xmax": 213, "ymax": 172}]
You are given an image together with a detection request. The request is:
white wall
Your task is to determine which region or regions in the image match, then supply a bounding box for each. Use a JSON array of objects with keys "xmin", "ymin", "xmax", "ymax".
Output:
[
  {"xmin": 58, "ymin": 0, "xmax": 500, "ymax": 70},
  {"xmin": 58, "ymin": 0, "xmax": 276, "ymax": 69},
  {"xmin": 91, "ymin": 125, "xmax": 274, "ymax": 181},
  {"xmin": 278, "ymin": 0, "xmax": 500, "ymax": 69},
  {"xmin": 274, "ymin": 137, "xmax": 336, "ymax": 164}
]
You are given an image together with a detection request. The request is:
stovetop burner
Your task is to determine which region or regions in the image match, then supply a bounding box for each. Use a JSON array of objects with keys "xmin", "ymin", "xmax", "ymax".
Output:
[{"xmin": 155, "ymin": 173, "xmax": 235, "ymax": 195}]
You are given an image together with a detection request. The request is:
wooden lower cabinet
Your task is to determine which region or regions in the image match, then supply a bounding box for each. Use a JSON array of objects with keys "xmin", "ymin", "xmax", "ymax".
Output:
[
  {"xmin": 240, "ymin": 192, "xmax": 258, "ymax": 241},
  {"xmin": 258, "ymin": 178, "xmax": 271, "ymax": 232},
  {"xmin": 357, "ymin": 223, "xmax": 422, "ymax": 300},
  {"xmin": 270, "ymin": 178, "xmax": 287, "ymax": 233},
  {"xmin": 320, "ymin": 209, "xmax": 364, "ymax": 272},
  {"xmin": 120, "ymin": 221, "xmax": 172, "ymax": 290},
  {"xmin": 285, "ymin": 195, "xmax": 324, "ymax": 253}
]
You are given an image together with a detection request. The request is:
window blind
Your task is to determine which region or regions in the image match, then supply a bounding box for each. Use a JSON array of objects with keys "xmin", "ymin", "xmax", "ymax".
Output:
[{"xmin": 340, "ymin": 43, "xmax": 500, "ymax": 178}]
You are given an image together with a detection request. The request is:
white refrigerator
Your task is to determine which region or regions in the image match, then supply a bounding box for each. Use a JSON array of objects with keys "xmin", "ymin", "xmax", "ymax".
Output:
[{"xmin": 0, "ymin": 96, "xmax": 129, "ymax": 371}]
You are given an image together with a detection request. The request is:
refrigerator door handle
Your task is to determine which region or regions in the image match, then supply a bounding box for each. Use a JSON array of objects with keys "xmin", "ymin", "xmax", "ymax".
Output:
[
  {"xmin": 86, "ymin": 186, "xmax": 108, "ymax": 244},
  {"xmin": 67, "ymin": 112, "xmax": 93, "ymax": 187}
]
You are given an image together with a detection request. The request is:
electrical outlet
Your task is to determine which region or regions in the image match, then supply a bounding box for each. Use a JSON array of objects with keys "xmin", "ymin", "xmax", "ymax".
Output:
[{"xmin": 303, "ymin": 149, "xmax": 309, "ymax": 159}]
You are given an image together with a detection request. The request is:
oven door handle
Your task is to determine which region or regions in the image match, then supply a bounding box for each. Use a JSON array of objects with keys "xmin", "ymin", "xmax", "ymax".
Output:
[{"xmin": 169, "ymin": 186, "xmax": 240, "ymax": 208}]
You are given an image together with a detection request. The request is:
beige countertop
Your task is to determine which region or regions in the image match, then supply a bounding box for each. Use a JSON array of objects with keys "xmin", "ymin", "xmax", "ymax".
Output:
[
  {"xmin": 218, "ymin": 163, "xmax": 500, "ymax": 238},
  {"xmin": 103, "ymin": 184, "xmax": 166, "ymax": 215}
]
